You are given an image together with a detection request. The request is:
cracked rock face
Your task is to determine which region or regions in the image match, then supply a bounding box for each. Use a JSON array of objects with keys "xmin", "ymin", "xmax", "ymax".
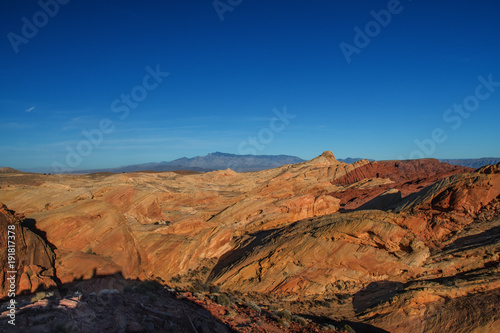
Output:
[{"xmin": 0, "ymin": 203, "xmax": 57, "ymax": 297}]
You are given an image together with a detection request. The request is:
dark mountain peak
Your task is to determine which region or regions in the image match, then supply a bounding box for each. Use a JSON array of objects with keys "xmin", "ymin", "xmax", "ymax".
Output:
[
  {"xmin": 162, "ymin": 152, "xmax": 305, "ymax": 172},
  {"xmin": 209, "ymin": 152, "xmax": 232, "ymax": 157}
]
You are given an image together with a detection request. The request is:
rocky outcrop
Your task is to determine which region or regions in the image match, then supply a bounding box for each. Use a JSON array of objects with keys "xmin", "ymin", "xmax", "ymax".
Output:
[
  {"xmin": 357, "ymin": 211, "xmax": 500, "ymax": 333},
  {"xmin": 332, "ymin": 159, "xmax": 471, "ymax": 210},
  {"xmin": 0, "ymin": 203, "xmax": 57, "ymax": 297},
  {"xmin": 396, "ymin": 163, "xmax": 500, "ymax": 244},
  {"xmin": 332, "ymin": 159, "xmax": 469, "ymax": 187},
  {"xmin": 209, "ymin": 210, "xmax": 429, "ymax": 295},
  {"xmin": 33, "ymin": 200, "xmax": 142, "ymax": 284}
]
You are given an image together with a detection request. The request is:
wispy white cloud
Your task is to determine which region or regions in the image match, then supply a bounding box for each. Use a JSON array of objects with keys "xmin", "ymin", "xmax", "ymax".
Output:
[{"xmin": 25, "ymin": 106, "xmax": 35, "ymax": 113}]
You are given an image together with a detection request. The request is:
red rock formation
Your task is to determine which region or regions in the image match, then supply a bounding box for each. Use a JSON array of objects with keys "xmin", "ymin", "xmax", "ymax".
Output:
[
  {"xmin": 396, "ymin": 163, "xmax": 500, "ymax": 244},
  {"xmin": 332, "ymin": 159, "xmax": 471, "ymax": 210}
]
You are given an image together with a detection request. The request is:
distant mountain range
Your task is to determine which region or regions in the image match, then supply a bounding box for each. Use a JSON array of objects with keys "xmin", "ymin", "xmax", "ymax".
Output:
[
  {"xmin": 5, "ymin": 153, "xmax": 368, "ymax": 174},
  {"xmin": 439, "ymin": 158, "xmax": 500, "ymax": 169},
  {"xmin": 80, "ymin": 153, "xmax": 375, "ymax": 174},
  {"xmin": 10, "ymin": 154, "xmax": 500, "ymax": 174},
  {"xmin": 74, "ymin": 152, "xmax": 306, "ymax": 173}
]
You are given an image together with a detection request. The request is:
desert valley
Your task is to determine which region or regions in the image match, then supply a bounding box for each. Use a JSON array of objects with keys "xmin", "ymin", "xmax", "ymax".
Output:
[
  {"xmin": 1, "ymin": 151, "xmax": 499, "ymax": 332},
  {"xmin": 2, "ymin": 0, "xmax": 500, "ymax": 332}
]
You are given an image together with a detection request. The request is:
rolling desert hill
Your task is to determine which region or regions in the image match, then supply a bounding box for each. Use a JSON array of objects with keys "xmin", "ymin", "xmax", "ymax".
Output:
[
  {"xmin": 1, "ymin": 151, "xmax": 499, "ymax": 332},
  {"xmin": 0, "ymin": 167, "xmax": 24, "ymax": 174}
]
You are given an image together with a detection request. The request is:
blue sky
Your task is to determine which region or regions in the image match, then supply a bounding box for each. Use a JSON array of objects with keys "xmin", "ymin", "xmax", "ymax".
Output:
[{"xmin": 1, "ymin": 0, "xmax": 499, "ymax": 171}]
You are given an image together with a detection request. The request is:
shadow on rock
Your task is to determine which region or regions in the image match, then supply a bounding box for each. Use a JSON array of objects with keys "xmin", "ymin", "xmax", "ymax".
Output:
[
  {"xmin": 0, "ymin": 273, "xmax": 235, "ymax": 333},
  {"xmin": 443, "ymin": 224, "xmax": 500, "ymax": 253},
  {"xmin": 301, "ymin": 314, "xmax": 390, "ymax": 333},
  {"xmin": 352, "ymin": 281, "xmax": 404, "ymax": 314}
]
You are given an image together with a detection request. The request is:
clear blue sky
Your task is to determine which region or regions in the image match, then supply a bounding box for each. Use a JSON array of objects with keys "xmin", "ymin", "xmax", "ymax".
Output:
[{"xmin": 1, "ymin": 0, "xmax": 499, "ymax": 171}]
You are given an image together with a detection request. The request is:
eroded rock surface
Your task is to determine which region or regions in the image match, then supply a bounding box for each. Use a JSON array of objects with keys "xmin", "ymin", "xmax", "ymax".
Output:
[
  {"xmin": 0, "ymin": 154, "xmax": 497, "ymax": 332},
  {"xmin": 0, "ymin": 203, "xmax": 57, "ymax": 297}
]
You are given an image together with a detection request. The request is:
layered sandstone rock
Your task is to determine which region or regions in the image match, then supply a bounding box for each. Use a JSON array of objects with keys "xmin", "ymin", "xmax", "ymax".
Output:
[
  {"xmin": 33, "ymin": 200, "xmax": 142, "ymax": 283},
  {"xmin": 0, "ymin": 153, "xmax": 472, "ymax": 288},
  {"xmin": 0, "ymin": 153, "xmax": 494, "ymax": 333},
  {"xmin": 208, "ymin": 210, "xmax": 429, "ymax": 295},
  {"xmin": 396, "ymin": 163, "xmax": 500, "ymax": 244},
  {"xmin": 0, "ymin": 203, "xmax": 57, "ymax": 297}
]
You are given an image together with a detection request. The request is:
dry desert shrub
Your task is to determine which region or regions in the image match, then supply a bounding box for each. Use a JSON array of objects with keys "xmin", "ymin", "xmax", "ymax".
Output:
[
  {"xmin": 245, "ymin": 301, "xmax": 262, "ymax": 313},
  {"xmin": 30, "ymin": 291, "xmax": 47, "ymax": 303},
  {"xmin": 216, "ymin": 293, "xmax": 231, "ymax": 306},
  {"xmin": 291, "ymin": 314, "xmax": 308, "ymax": 326}
]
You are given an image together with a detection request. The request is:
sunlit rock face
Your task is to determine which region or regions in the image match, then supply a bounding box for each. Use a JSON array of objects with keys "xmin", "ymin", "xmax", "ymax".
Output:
[{"xmin": 2, "ymin": 154, "xmax": 498, "ymax": 333}]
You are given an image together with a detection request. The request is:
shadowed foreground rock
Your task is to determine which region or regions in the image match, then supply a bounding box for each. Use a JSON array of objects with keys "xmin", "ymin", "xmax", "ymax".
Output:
[
  {"xmin": 0, "ymin": 204, "xmax": 57, "ymax": 297},
  {"xmin": 0, "ymin": 275, "xmax": 348, "ymax": 333}
]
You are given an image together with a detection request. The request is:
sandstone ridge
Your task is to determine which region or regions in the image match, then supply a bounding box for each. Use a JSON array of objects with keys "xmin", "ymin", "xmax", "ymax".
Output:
[{"xmin": 0, "ymin": 154, "xmax": 497, "ymax": 332}]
